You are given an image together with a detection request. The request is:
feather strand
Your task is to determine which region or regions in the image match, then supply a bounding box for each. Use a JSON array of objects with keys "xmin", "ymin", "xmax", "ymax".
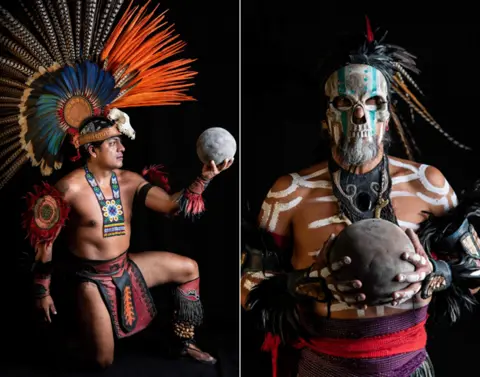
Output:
[
  {"xmin": 0, "ymin": 150, "xmax": 28, "ymax": 190},
  {"xmin": 0, "ymin": 5, "xmax": 54, "ymax": 67},
  {"xmin": 82, "ymin": 0, "xmax": 98, "ymax": 60},
  {"xmin": 33, "ymin": 0, "xmax": 64, "ymax": 65},
  {"xmin": 0, "ymin": 32, "xmax": 43, "ymax": 70},
  {"xmin": 57, "ymin": 0, "xmax": 75, "ymax": 62},
  {"xmin": 45, "ymin": 0, "xmax": 69, "ymax": 64}
]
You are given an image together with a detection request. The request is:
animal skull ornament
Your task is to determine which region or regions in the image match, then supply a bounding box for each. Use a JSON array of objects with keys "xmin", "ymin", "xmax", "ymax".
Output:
[{"xmin": 325, "ymin": 64, "xmax": 390, "ymax": 147}]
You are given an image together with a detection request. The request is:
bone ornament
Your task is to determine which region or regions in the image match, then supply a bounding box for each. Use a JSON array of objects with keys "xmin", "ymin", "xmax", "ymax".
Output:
[
  {"xmin": 328, "ymin": 218, "xmax": 416, "ymax": 306},
  {"xmin": 196, "ymin": 127, "xmax": 237, "ymax": 165}
]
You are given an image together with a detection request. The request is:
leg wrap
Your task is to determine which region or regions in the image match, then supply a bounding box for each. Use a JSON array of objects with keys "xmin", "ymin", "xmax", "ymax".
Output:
[{"xmin": 173, "ymin": 277, "xmax": 203, "ymax": 340}]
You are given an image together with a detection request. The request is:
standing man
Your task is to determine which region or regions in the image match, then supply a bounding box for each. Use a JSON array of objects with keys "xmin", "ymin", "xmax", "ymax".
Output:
[{"xmin": 242, "ymin": 19, "xmax": 479, "ymax": 377}]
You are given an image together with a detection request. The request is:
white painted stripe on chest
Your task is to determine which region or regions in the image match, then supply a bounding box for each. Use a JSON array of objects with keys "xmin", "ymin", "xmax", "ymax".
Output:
[
  {"xmin": 267, "ymin": 168, "xmax": 331, "ymax": 199},
  {"xmin": 392, "ymin": 191, "xmax": 450, "ymax": 211},
  {"xmin": 311, "ymin": 195, "xmax": 337, "ymax": 203},
  {"xmin": 308, "ymin": 215, "xmax": 349, "ymax": 229},
  {"xmin": 268, "ymin": 197, "xmax": 303, "ymax": 232}
]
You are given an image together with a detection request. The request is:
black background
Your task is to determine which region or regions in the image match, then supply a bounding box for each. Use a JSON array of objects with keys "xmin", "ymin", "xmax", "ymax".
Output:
[
  {"xmin": 0, "ymin": 0, "xmax": 239, "ymax": 373},
  {"xmin": 242, "ymin": 3, "xmax": 480, "ymax": 377}
]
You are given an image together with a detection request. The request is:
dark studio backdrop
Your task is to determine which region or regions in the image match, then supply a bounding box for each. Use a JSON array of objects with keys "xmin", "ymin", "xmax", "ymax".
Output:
[
  {"xmin": 0, "ymin": 0, "xmax": 239, "ymax": 374},
  {"xmin": 242, "ymin": 3, "xmax": 479, "ymax": 377}
]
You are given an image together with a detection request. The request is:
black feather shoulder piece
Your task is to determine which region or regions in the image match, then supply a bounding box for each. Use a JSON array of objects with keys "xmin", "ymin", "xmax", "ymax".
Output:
[{"xmin": 417, "ymin": 180, "xmax": 480, "ymax": 323}]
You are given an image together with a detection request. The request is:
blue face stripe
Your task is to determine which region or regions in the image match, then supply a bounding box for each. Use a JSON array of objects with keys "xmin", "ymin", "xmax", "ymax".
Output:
[
  {"xmin": 371, "ymin": 67, "xmax": 377, "ymax": 96},
  {"xmin": 341, "ymin": 112, "xmax": 348, "ymax": 135},
  {"xmin": 369, "ymin": 110, "xmax": 376, "ymax": 136}
]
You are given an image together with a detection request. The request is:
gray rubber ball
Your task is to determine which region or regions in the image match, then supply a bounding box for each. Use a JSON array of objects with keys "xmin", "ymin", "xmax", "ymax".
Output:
[{"xmin": 196, "ymin": 127, "xmax": 237, "ymax": 165}]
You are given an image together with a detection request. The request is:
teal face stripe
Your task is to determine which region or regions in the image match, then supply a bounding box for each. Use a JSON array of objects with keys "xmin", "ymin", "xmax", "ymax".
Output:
[
  {"xmin": 369, "ymin": 110, "xmax": 376, "ymax": 136},
  {"xmin": 370, "ymin": 67, "xmax": 377, "ymax": 136},
  {"xmin": 371, "ymin": 66, "xmax": 377, "ymax": 95},
  {"xmin": 337, "ymin": 68, "xmax": 349, "ymax": 134},
  {"xmin": 341, "ymin": 112, "xmax": 348, "ymax": 135}
]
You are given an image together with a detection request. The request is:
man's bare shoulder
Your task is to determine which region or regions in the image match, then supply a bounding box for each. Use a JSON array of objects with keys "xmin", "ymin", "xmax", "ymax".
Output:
[
  {"xmin": 387, "ymin": 155, "xmax": 421, "ymax": 176},
  {"xmin": 297, "ymin": 161, "xmax": 330, "ymax": 179},
  {"xmin": 54, "ymin": 168, "xmax": 85, "ymax": 197},
  {"xmin": 387, "ymin": 155, "xmax": 451, "ymax": 195},
  {"xmin": 115, "ymin": 169, "xmax": 144, "ymax": 183},
  {"xmin": 115, "ymin": 169, "xmax": 147, "ymax": 192},
  {"xmin": 266, "ymin": 161, "xmax": 330, "ymax": 202}
]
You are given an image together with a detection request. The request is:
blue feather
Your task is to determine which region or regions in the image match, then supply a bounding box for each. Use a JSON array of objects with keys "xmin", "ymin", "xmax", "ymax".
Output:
[
  {"xmin": 93, "ymin": 69, "xmax": 106, "ymax": 99},
  {"xmin": 97, "ymin": 72, "xmax": 117, "ymax": 105},
  {"xmin": 68, "ymin": 65, "xmax": 80, "ymax": 94},
  {"xmin": 86, "ymin": 61, "xmax": 99, "ymax": 95},
  {"xmin": 25, "ymin": 110, "xmax": 54, "ymax": 147},
  {"xmin": 35, "ymin": 105, "xmax": 57, "ymax": 118},
  {"xmin": 33, "ymin": 119, "xmax": 57, "ymax": 160},
  {"xmin": 61, "ymin": 66, "xmax": 76, "ymax": 95},
  {"xmin": 80, "ymin": 61, "xmax": 90, "ymax": 94},
  {"xmin": 76, "ymin": 62, "xmax": 85, "ymax": 93},
  {"xmin": 46, "ymin": 126, "xmax": 65, "ymax": 155},
  {"xmin": 36, "ymin": 94, "xmax": 59, "ymax": 105},
  {"xmin": 43, "ymin": 83, "xmax": 67, "ymax": 99},
  {"xmin": 105, "ymin": 88, "xmax": 121, "ymax": 104}
]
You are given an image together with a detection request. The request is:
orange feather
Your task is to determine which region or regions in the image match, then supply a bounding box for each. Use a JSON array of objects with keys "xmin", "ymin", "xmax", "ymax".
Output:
[
  {"xmin": 101, "ymin": 0, "xmax": 137, "ymax": 61},
  {"xmin": 102, "ymin": 1, "xmax": 197, "ymax": 108}
]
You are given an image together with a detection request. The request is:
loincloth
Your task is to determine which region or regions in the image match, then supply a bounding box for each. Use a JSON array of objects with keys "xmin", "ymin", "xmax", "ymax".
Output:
[
  {"xmin": 69, "ymin": 251, "xmax": 157, "ymax": 339},
  {"xmin": 263, "ymin": 306, "xmax": 430, "ymax": 377}
]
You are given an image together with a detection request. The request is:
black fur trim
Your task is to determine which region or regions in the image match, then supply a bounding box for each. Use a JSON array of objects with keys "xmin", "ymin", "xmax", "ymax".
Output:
[
  {"xmin": 245, "ymin": 270, "xmax": 329, "ymax": 345},
  {"xmin": 173, "ymin": 287, "xmax": 203, "ymax": 327}
]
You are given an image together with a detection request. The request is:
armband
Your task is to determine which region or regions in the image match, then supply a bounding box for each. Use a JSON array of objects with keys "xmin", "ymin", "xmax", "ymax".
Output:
[
  {"xmin": 136, "ymin": 183, "xmax": 154, "ymax": 205},
  {"xmin": 22, "ymin": 182, "xmax": 70, "ymax": 250},
  {"xmin": 177, "ymin": 176, "xmax": 210, "ymax": 219}
]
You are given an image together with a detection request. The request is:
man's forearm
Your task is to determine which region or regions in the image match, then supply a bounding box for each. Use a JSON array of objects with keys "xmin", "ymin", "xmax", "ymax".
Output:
[
  {"xmin": 33, "ymin": 260, "xmax": 53, "ymax": 298},
  {"xmin": 175, "ymin": 175, "xmax": 210, "ymax": 218}
]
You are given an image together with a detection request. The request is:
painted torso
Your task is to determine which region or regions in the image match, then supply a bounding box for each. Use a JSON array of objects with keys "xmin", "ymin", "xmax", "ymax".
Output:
[{"xmin": 244, "ymin": 155, "xmax": 456, "ymax": 319}]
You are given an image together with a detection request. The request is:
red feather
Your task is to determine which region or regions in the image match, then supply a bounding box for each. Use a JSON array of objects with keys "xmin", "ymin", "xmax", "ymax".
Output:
[
  {"xmin": 365, "ymin": 15, "xmax": 374, "ymax": 43},
  {"xmin": 142, "ymin": 164, "xmax": 171, "ymax": 193}
]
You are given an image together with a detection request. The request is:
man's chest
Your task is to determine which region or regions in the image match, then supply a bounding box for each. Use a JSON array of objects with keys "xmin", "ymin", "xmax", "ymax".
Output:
[
  {"xmin": 71, "ymin": 186, "xmax": 134, "ymax": 224},
  {"xmin": 290, "ymin": 185, "xmax": 434, "ymax": 268}
]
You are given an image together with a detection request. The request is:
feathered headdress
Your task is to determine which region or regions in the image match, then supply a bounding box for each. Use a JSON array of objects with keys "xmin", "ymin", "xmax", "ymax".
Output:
[
  {"xmin": 0, "ymin": 0, "xmax": 197, "ymax": 189},
  {"xmin": 324, "ymin": 16, "xmax": 471, "ymax": 160}
]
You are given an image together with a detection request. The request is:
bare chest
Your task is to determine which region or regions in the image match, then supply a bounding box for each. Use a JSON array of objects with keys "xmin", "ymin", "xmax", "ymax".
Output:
[
  {"xmin": 70, "ymin": 182, "xmax": 133, "ymax": 228},
  {"xmin": 290, "ymin": 179, "xmax": 447, "ymax": 268}
]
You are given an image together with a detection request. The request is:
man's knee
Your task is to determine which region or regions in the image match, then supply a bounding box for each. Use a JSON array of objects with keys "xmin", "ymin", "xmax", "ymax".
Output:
[{"xmin": 182, "ymin": 257, "xmax": 199, "ymax": 279}]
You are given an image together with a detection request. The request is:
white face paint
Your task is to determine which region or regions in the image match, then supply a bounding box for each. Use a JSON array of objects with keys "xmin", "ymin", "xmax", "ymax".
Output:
[{"xmin": 325, "ymin": 64, "xmax": 390, "ymax": 165}]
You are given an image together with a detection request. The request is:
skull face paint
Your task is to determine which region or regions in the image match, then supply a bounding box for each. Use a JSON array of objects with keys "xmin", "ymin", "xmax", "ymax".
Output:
[{"xmin": 325, "ymin": 64, "xmax": 390, "ymax": 165}]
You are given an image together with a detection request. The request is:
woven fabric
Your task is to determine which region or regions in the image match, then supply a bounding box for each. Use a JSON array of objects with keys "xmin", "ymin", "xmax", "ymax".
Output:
[{"xmin": 297, "ymin": 348, "xmax": 432, "ymax": 377}]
